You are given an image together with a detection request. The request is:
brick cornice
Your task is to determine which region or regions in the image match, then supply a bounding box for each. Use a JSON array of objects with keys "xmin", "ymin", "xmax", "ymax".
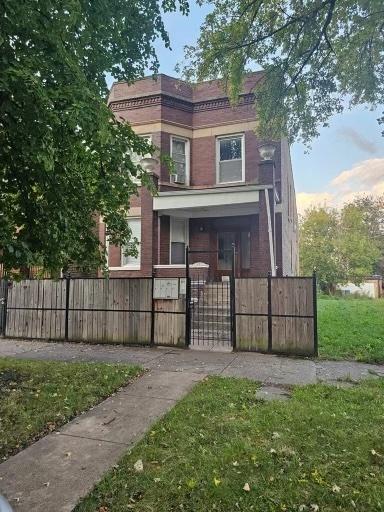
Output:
[{"xmin": 109, "ymin": 93, "xmax": 254, "ymax": 113}]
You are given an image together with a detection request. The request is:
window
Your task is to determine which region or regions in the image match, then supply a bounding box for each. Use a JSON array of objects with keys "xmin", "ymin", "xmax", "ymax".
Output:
[
  {"xmin": 171, "ymin": 136, "xmax": 189, "ymax": 185},
  {"xmin": 121, "ymin": 218, "xmax": 141, "ymax": 268},
  {"xmin": 129, "ymin": 135, "xmax": 152, "ymax": 183},
  {"xmin": 216, "ymin": 135, "xmax": 244, "ymax": 183},
  {"xmin": 170, "ymin": 218, "xmax": 188, "ymax": 264},
  {"xmin": 241, "ymin": 232, "xmax": 251, "ymax": 269}
]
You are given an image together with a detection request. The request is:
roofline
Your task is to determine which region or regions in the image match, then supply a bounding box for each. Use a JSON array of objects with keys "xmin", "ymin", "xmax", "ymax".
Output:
[{"xmin": 109, "ymin": 71, "xmax": 264, "ymax": 92}]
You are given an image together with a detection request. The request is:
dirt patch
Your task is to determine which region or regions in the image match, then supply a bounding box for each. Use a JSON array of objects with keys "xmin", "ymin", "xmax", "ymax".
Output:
[{"xmin": 0, "ymin": 369, "xmax": 27, "ymax": 393}]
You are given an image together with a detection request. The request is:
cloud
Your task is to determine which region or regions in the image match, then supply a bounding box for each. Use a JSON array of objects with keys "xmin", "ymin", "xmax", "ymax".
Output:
[
  {"xmin": 338, "ymin": 127, "xmax": 378, "ymax": 154},
  {"xmin": 331, "ymin": 158, "xmax": 384, "ymax": 188},
  {"xmin": 297, "ymin": 158, "xmax": 384, "ymax": 215},
  {"xmin": 296, "ymin": 192, "xmax": 334, "ymax": 215}
]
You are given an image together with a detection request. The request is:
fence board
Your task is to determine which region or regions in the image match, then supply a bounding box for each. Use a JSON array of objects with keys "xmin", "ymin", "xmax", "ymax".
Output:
[
  {"xmin": 154, "ymin": 298, "xmax": 185, "ymax": 346},
  {"xmin": 6, "ymin": 280, "xmax": 66, "ymax": 340},
  {"xmin": 235, "ymin": 278, "xmax": 268, "ymax": 351},
  {"xmin": 235, "ymin": 276, "xmax": 315, "ymax": 355}
]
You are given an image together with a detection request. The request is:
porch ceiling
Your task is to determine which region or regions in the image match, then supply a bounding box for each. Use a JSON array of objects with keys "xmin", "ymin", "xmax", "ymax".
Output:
[{"xmin": 153, "ymin": 186, "xmax": 261, "ymax": 218}]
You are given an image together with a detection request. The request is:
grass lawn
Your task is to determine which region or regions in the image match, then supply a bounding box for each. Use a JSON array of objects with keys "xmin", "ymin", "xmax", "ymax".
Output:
[
  {"xmin": 76, "ymin": 376, "xmax": 384, "ymax": 512},
  {"xmin": 318, "ymin": 298, "xmax": 384, "ymax": 363},
  {"xmin": 0, "ymin": 358, "xmax": 141, "ymax": 460}
]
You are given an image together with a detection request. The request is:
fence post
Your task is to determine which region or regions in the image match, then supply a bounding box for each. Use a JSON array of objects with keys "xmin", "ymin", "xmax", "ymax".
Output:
[
  {"xmin": 185, "ymin": 246, "xmax": 191, "ymax": 347},
  {"xmin": 230, "ymin": 244, "xmax": 237, "ymax": 349},
  {"xmin": 312, "ymin": 271, "xmax": 318, "ymax": 356},
  {"xmin": 267, "ymin": 271, "xmax": 272, "ymax": 352},
  {"xmin": 64, "ymin": 275, "xmax": 70, "ymax": 341},
  {"xmin": 150, "ymin": 273, "xmax": 155, "ymax": 347},
  {"xmin": 0, "ymin": 279, "xmax": 9, "ymax": 337}
]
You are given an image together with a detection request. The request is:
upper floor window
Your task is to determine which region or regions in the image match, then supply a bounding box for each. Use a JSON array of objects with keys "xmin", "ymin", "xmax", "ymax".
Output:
[
  {"xmin": 129, "ymin": 134, "xmax": 152, "ymax": 184},
  {"xmin": 171, "ymin": 136, "xmax": 189, "ymax": 185},
  {"xmin": 121, "ymin": 217, "xmax": 141, "ymax": 268},
  {"xmin": 216, "ymin": 134, "xmax": 245, "ymax": 184}
]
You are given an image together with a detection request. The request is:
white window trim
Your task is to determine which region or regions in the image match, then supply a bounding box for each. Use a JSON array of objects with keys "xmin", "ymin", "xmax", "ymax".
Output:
[
  {"xmin": 216, "ymin": 133, "xmax": 245, "ymax": 185},
  {"xmin": 169, "ymin": 217, "xmax": 189, "ymax": 265},
  {"xmin": 105, "ymin": 217, "xmax": 142, "ymax": 271},
  {"xmin": 170, "ymin": 135, "xmax": 190, "ymax": 186}
]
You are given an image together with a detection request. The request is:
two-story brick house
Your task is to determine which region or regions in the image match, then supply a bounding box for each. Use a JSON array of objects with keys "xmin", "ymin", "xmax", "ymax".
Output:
[{"xmin": 101, "ymin": 73, "xmax": 298, "ymax": 279}]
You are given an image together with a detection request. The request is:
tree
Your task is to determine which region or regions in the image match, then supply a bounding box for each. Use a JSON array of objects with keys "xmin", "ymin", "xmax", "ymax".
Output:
[
  {"xmin": 299, "ymin": 207, "xmax": 340, "ymax": 293},
  {"xmin": 300, "ymin": 205, "xmax": 380, "ymax": 293},
  {"xmin": 0, "ymin": 0, "xmax": 188, "ymax": 276},
  {"xmin": 182, "ymin": 0, "xmax": 384, "ymax": 144},
  {"xmin": 346, "ymin": 195, "xmax": 384, "ymax": 275}
]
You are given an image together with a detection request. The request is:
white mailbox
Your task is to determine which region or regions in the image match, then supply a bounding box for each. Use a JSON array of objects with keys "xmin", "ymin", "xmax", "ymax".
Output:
[{"xmin": 153, "ymin": 278, "xmax": 179, "ymax": 299}]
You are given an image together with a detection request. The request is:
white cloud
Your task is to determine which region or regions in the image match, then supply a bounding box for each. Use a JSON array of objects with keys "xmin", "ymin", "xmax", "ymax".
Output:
[
  {"xmin": 331, "ymin": 158, "xmax": 384, "ymax": 188},
  {"xmin": 298, "ymin": 158, "xmax": 384, "ymax": 214},
  {"xmin": 296, "ymin": 192, "xmax": 333, "ymax": 216}
]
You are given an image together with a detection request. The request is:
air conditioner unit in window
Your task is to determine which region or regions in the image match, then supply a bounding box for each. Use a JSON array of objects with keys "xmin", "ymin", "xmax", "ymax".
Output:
[{"xmin": 172, "ymin": 174, "xmax": 185, "ymax": 184}]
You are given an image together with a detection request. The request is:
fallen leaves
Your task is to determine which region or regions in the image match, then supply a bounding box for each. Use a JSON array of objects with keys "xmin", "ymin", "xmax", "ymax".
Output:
[
  {"xmin": 134, "ymin": 459, "xmax": 144, "ymax": 472},
  {"xmin": 243, "ymin": 482, "xmax": 250, "ymax": 492},
  {"xmin": 213, "ymin": 477, "xmax": 221, "ymax": 487}
]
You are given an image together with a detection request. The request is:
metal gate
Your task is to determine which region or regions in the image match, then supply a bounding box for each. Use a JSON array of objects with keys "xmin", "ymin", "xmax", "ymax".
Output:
[{"xmin": 185, "ymin": 248, "xmax": 236, "ymax": 350}]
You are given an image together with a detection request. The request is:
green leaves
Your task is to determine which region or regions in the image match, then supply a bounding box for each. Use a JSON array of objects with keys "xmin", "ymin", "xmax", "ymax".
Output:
[
  {"xmin": 183, "ymin": 0, "xmax": 384, "ymax": 144},
  {"xmin": 0, "ymin": 1, "xmax": 188, "ymax": 275},
  {"xmin": 299, "ymin": 201, "xmax": 382, "ymax": 293}
]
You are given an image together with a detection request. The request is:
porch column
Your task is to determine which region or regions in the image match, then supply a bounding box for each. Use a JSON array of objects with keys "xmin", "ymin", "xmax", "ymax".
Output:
[{"xmin": 258, "ymin": 159, "xmax": 276, "ymax": 275}]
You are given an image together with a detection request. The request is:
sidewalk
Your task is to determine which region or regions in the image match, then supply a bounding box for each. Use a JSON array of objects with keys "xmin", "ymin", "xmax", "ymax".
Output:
[
  {"xmin": 1, "ymin": 338, "xmax": 384, "ymax": 385},
  {"xmin": 0, "ymin": 369, "xmax": 203, "ymax": 512},
  {"xmin": 1, "ymin": 339, "xmax": 383, "ymax": 511}
]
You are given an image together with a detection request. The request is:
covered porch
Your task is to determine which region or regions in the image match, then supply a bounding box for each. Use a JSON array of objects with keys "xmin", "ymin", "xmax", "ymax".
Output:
[{"xmin": 153, "ymin": 186, "xmax": 273, "ymax": 280}]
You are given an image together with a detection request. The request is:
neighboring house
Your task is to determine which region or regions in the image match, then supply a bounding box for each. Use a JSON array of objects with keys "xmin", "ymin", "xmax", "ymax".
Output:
[
  {"xmin": 101, "ymin": 73, "xmax": 298, "ymax": 279},
  {"xmin": 338, "ymin": 276, "xmax": 383, "ymax": 299}
]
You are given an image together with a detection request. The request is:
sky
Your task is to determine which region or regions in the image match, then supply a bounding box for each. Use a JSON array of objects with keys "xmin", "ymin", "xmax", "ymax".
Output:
[{"xmin": 151, "ymin": 4, "xmax": 384, "ymax": 214}]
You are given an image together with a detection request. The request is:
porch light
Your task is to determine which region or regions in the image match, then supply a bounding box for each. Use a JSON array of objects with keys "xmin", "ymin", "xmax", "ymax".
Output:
[
  {"xmin": 140, "ymin": 156, "xmax": 159, "ymax": 173},
  {"xmin": 258, "ymin": 143, "xmax": 276, "ymax": 162}
]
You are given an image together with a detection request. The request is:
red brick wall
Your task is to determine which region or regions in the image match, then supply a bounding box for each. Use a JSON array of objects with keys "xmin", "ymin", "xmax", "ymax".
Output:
[
  {"xmin": 107, "ymin": 185, "xmax": 155, "ymax": 277},
  {"xmin": 105, "ymin": 72, "xmax": 295, "ymax": 277}
]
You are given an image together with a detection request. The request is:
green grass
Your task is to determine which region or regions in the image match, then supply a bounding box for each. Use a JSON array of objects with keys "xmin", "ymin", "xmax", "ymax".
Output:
[
  {"xmin": 76, "ymin": 376, "xmax": 384, "ymax": 512},
  {"xmin": 0, "ymin": 358, "xmax": 141, "ymax": 460},
  {"xmin": 318, "ymin": 298, "xmax": 384, "ymax": 363}
]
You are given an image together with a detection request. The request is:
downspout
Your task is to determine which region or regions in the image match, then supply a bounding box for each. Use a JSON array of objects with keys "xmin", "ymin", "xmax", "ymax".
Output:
[{"xmin": 264, "ymin": 188, "xmax": 276, "ymax": 276}]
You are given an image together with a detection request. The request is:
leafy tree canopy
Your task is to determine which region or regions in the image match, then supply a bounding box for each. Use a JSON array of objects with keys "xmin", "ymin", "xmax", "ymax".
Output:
[
  {"xmin": 182, "ymin": 0, "xmax": 384, "ymax": 144},
  {"xmin": 0, "ymin": 0, "xmax": 188, "ymax": 276},
  {"xmin": 300, "ymin": 201, "xmax": 381, "ymax": 293}
]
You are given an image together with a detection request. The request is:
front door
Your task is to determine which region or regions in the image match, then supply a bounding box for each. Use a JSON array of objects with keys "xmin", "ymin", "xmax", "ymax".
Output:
[
  {"xmin": 217, "ymin": 232, "xmax": 237, "ymax": 279},
  {"xmin": 217, "ymin": 231, "xmax": 251, "ymax": 279}
]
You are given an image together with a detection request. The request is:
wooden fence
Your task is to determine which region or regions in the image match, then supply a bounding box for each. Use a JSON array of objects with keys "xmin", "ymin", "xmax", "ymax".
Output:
[
  {"xmin": 1, "ymin": 278, "xmax": 185, "ymax": 347},
  {"xmin": 0, "ymin": 276, "xmax": 316, "ymax": 355},
  {"xmin": 235, "ymin": 276, "xmax": 316, "ymax": 356}
]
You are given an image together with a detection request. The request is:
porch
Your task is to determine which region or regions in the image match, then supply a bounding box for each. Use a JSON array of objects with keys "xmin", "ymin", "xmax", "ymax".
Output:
[{"xmin": 153, "ymin": 185, "xmax": 273, "ymax": 280}]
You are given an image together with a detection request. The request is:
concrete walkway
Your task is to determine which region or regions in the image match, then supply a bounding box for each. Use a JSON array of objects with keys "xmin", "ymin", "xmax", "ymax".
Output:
[
  {"xmin": 1, "ymin": 338, "xmax": 384, "ymax": 385},
  {"xmin": 1, "ymin": 338, "xmax": 384, "ymax": 512},
  {"xmin": 0, "ymin": 368, "xmax": 203, "ymax": 512}
]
